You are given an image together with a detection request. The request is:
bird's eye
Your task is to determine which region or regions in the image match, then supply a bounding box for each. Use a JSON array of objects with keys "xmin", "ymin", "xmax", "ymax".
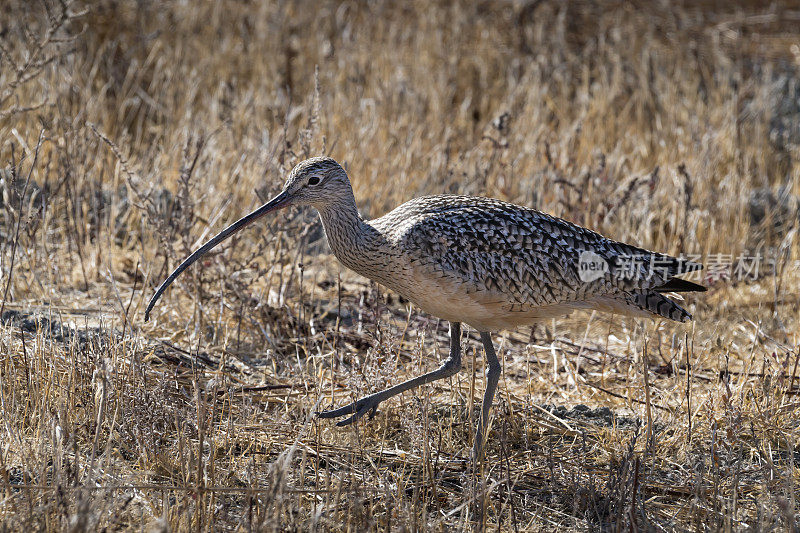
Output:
[{"xmin": 308, "ymin": 176, "xmax": 321, "ymax": 186}]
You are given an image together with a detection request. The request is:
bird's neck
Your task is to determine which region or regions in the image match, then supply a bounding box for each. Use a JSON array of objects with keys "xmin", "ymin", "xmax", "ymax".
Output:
[{"xmin": 316, "ymin": 196, "xmax": 382, "ymax": 270}]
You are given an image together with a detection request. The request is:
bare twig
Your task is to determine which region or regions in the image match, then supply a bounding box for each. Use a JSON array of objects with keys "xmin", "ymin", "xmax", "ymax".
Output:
[{"xmin": 1, "ymin": 129, "xmax": 44, "ymax": 318}]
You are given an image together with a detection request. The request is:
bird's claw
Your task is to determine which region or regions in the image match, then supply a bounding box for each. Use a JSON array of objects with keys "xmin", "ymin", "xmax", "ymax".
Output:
[{"xmin": 316, "ymin": 395, "xmax": 382, "ymax": 426}]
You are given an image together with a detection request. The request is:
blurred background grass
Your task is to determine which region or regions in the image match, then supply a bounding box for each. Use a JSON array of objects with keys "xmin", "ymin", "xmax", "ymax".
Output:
[{"xmin": 1, "ymin": 0, "xmax": 799, "ymax": 530}]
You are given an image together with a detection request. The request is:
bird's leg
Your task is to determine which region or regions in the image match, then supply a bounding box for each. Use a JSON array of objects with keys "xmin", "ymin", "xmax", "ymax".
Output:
[
  {"xmin": 473, "ymin": 332, "xmax": 501, "ymax": 462},
  {"xmin": 317, "ymin": 322, "xmax": 462, "ymax": 426}
]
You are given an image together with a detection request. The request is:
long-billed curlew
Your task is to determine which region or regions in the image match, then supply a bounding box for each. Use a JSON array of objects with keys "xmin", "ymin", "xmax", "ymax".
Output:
[{"xmin": 145, "ymin": 156, "xmax": 704, "ymax": 460}]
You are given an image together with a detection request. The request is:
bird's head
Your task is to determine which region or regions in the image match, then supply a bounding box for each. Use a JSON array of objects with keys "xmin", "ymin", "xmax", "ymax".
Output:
[
  {"xmin": 277, "ymin": 156, "xmax": 352, "ymax": 210},
  {"xmin": 143, "ymin": 156, "xmax": 351, "ymax": 321}
]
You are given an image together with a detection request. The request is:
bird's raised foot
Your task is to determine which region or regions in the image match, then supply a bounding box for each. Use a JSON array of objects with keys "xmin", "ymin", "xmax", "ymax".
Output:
[{"xmin": 316, "ymin": 394, "xmax": 383, "ymax": 426}]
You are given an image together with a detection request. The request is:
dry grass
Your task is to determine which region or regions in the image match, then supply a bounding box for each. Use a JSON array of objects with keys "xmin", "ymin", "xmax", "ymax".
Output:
[{"xmin": 1, "ymin": 0, "xmax": 800, "ymax": 530}]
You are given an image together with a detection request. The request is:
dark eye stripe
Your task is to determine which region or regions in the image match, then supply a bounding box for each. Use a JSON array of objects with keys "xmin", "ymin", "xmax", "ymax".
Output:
[{"xmin": 308, "ymin": 176, "xmax": 321, "ymax": 185}]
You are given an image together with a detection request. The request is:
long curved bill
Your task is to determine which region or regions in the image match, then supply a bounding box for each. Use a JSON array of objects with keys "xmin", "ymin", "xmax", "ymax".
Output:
[{"xmin": 144, "ymin": 190, "xmax": 291, "ymax": 321}]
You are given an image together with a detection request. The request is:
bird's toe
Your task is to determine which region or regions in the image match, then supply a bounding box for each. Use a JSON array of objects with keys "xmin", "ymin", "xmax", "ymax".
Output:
[{"xmin": 317, "ymin": 396, "xmax": 381, "ymax": 426}]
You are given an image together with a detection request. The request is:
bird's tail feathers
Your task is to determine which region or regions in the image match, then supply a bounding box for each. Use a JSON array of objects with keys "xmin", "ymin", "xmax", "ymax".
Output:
[
  {"xmin": 654, "ymin": 277, "xmax": 706, "ymax": 293},
  {"xmin": 592, "ymin": 292, "xmax": 692, "ymax": 322}
]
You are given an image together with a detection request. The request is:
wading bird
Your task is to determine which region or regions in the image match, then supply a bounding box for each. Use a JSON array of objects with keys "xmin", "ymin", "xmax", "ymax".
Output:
[{"xmin": 145, "ymin": 157, "xmax": 704, "ymax": 460}]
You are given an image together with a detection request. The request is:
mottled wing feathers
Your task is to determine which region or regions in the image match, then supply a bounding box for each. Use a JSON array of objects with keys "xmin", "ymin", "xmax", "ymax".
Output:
[
  {"xmin": 384, "ymin": 197, "xmax": 590, "ymax": 305},
  {"xmin": 376, "ymin": 195, "xmax": 702, "ymax": 322}
]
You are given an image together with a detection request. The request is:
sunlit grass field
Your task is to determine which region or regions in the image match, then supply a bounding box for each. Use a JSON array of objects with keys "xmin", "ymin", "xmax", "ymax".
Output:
[{"xmin": 1, "ymin": 1, "xmax": 799, "ymax": 530}]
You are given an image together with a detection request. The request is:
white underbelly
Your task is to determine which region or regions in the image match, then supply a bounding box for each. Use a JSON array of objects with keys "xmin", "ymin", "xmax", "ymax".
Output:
[
  {"xmin": 384, "ymin": 266, "xmax": 580, "ymax": 331},
  {"xmin": 380, "ymin": 266, "xmax": 523, "ymax": 331},
  {"xmin": 344, "ymin": 256, "xmax": 577, "ymax": 331}
]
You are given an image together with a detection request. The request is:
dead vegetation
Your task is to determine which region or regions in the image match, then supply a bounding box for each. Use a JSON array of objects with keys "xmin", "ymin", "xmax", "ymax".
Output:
[{"xmin": 1, "ymin": 0, "xmax": 799, "ymax": 530}]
